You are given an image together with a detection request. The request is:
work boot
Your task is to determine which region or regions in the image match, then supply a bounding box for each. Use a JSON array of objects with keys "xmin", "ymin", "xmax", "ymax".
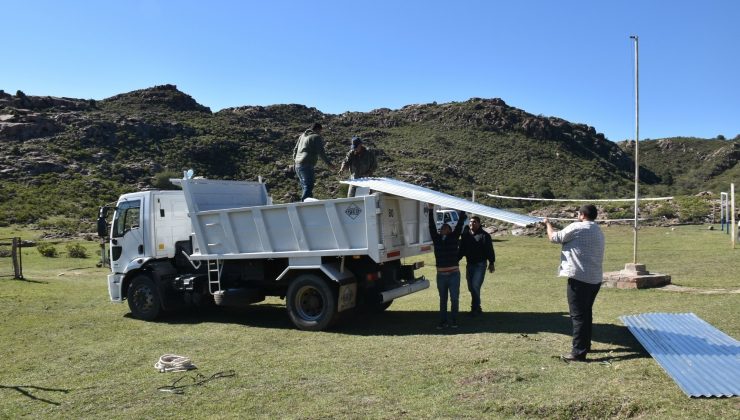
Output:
[{"xmin": 560, "ymin": 352, "xmax": 587, "ymax": 362}]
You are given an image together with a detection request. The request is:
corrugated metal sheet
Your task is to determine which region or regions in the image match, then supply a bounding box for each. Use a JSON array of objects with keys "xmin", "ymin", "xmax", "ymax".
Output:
[
  {"xmin": 620, "ymin": 313, "xmax": 740, "ymax": 398},
  {"xmin": 343, "ymin": 177, "xmax": 541, "ymax": 227}
]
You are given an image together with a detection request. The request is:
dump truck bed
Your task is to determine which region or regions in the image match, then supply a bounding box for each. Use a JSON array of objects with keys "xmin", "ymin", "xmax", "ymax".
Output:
[{"xmin": 178, "ymin": 178, "xmax": 433, "ymax": 263}]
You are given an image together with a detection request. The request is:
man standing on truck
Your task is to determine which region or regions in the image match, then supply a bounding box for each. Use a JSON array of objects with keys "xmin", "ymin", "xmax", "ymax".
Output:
[
  {"xmin": 428, "ymin": 203, "xmax": 467, "ymax": 329},
  {"xmin": 293, "ymin": 122, "xmax": 335, "ymax": 201},
  {"xmin": 339, "ymin": 136, "xmax": 377, "ymax": 197},
  {"xmin": 544, "ymin": 204, "xmax": 605, "ymax": 362},
  {"xmin": 458, "ymin": 216, "xmax": 495, "ymax": 316}
]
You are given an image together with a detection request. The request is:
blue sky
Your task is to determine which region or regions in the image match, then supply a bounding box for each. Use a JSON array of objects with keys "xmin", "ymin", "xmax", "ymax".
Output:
[{"xmin": 3, "ymin": 0, "xmax": 738, "ymax": 141}]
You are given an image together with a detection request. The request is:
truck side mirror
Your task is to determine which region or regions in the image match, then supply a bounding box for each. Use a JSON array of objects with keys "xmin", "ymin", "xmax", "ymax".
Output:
[
  {"xmin": 97, "ymin": 217, "xmax": 107, "ymax": 238},
  {"xmin": 97, "ymin": 207, "xmax": 109, "ymax": 238}
]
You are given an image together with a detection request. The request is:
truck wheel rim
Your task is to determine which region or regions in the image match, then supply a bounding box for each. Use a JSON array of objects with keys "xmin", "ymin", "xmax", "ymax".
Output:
[
  {"xmin": 133, "ymin": 285, "xmax": 155, "ymax": 313},
  {"xmin": 295, "ymin": 285, "xmax": 324, "ymax": 321}
]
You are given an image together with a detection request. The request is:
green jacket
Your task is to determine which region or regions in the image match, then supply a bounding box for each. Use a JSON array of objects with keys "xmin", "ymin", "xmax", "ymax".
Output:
[
  {"xmin": 340, "ymin": 147, "xmax": 377, "ymax": 178},
  {"xmin": 293, "ymin": 129, "xmax": 331, "ymax": 167}
]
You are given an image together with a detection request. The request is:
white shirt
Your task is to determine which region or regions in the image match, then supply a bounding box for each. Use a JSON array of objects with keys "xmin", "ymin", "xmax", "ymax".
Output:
[{"xmin": 550, "ymin": 221, "xmax": 605, "ymax": 284}]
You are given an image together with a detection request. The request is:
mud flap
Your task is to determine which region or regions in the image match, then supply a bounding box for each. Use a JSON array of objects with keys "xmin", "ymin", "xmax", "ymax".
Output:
[{"xmin": 338, "ymin": 282, "xmax": 357, "ymax": 312}]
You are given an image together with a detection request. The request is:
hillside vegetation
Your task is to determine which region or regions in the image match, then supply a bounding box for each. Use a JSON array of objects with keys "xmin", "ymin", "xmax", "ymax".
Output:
[{"xmin": 0, "ymin": 85, "xmax": 737, "ymax": 231}]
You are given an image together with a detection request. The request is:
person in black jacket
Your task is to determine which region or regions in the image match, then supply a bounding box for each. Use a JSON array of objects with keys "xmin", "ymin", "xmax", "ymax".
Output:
[
  {"xmin": 459, "ymin": 216, "xmax": 495, "ymax": 316},
  {"xmin": 428, "ymin": 203, "xmax": 467, "ymax": 329}
]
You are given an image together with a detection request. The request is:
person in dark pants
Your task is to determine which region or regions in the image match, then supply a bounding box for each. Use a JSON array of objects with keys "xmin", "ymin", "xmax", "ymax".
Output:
[
  {"xmin": 293, "ymin": 123, "xmax": 335, "ymax": 201},
  {"xmin": 427, "ymin": 203, "xmax": 466, "ymax": 329},
  {"xmin": 458, "ymin": 216, "xmax": 495, "ymax": 316},
  {"xmin": 544, "ymin": 204, "xmax": 605, "ymax": 362}
]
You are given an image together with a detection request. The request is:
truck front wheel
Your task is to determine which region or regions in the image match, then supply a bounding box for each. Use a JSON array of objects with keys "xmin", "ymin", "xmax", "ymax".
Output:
[
  {"xmin": 127, "ymin": 275, "xmax": 161, "ymax": 321},
  {"xmin": 286, "ymin": 274, "xmax": 337, "ymax": 331}
]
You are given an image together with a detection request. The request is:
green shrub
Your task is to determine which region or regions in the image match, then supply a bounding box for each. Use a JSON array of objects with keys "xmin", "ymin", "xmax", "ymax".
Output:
[
  {"xmin": 152, "ymin": 170, "xmax": 182, "ymax": 189},
  {"xmin": 607, "ymin": 209, "xmax": 633, "ymax": 220},
  {"xmin": 653, "ymin": 202, "xmax": 677, "ymax": 219},
  {"xmin": 37, "ymin": 242, "xmax": 58, "ymax": 257},
  {"xmin": 675, "ymin": 196, "xmax": 710, "ymax": 223},
  {"xmin": 66, "ymin": 243, "xmax": 88, "ymax": 258}
]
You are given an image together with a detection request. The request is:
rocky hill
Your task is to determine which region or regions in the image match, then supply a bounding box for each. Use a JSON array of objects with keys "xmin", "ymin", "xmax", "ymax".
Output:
[{"xmin": 0, "ymin": 84, "xmax": 737, "ymax": 231}]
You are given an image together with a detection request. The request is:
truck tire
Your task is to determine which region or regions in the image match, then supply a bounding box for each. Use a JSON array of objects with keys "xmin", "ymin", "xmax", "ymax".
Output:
[
  {"xmin": 127, "ymin": 275, "xmax": 161, "ymax": 321},
  {"xmin": 286, "ymin": 273, "xmax": 337, "ymax": 331}
]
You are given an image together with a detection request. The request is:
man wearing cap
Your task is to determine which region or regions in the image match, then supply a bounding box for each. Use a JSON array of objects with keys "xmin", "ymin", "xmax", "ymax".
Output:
[
  {"xmin": 339, "ymin": 136, "xmax": 378, "ymax": 197},
  {"xmin": 293, "ymin": 122, "xmax": 335, "ymax": 201}
]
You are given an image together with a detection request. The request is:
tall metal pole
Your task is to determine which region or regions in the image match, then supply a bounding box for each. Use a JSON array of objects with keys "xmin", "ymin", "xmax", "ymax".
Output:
[
  {"xmin": 630, "ymin": 35, "xmax": 640, "ymax": 263},
  {"xmin": 732, "ymin": 183, "xmax": 736, "ymax": 249}
]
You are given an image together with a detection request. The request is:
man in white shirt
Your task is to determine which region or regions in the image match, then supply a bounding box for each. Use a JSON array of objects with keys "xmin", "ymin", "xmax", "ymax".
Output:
[{"xmin": 544, "ymin": 204, "xmax": 605, "ymax": 362}]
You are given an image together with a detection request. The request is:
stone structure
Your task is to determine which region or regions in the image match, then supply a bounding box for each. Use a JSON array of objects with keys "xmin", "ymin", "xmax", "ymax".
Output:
[{"xmin": 602, "ymin": 263, "xmax": 671, "ymax": 289}]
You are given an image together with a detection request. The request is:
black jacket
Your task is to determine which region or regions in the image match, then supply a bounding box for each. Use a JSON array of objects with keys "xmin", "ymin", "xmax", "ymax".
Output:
[
  {"xmin": 459, "ymin": 225, "xmax": 495, "ymax": 266},
  {"xmin": 428, "ymin": 209, "xmax": 467, "ymax": 268}
]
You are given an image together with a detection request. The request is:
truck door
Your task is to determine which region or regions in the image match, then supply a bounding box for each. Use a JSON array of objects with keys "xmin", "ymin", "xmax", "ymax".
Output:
[{"xmin": 110, "ymin": 199, "xmax": 143, "ymax": 274}]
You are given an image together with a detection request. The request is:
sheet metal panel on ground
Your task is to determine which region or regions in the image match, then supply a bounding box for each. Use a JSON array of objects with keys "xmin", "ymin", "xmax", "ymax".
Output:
[
  {"xmin": 343, "ymin": 178, "xmax": 541, "ymax": 227},
  {"xmin": 620, "ymin": 312, "xmax": 740, "ymax": 398}
]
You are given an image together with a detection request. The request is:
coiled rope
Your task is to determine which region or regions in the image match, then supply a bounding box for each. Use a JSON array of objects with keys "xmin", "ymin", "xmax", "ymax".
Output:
[{"xmin": 154, "ymin": 354, "xmax": 197, "ymax": 373}]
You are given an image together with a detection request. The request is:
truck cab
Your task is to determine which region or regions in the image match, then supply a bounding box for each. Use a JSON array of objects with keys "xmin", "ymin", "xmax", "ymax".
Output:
[{"xmin": 106, "ymin": 190, "xmax": 191, "ymax": 302}]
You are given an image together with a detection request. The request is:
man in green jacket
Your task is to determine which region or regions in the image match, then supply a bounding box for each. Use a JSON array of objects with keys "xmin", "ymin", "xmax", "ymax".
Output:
[
  {"xmin": 293, "ymin": 123, "xmax": 335, "ymax": 201},
  {"xmin": 339, "ymin": 136, "xmax": 378, "ymax": 196}
]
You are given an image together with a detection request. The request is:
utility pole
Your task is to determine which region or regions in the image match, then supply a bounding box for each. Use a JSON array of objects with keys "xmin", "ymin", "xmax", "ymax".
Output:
[
  {"xmin": 732, "ymin": 183, "xmax": 736, "ymax": 249},
  {"xmin": 603, "ymin": 35, "xmax": 671, "ymax": 288},
  {"xmin": 630, "ymin": 35, "xmax": 640, "ymax": 264}
]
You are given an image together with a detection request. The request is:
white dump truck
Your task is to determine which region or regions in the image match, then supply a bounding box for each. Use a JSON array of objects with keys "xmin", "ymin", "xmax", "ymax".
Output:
[
  {"xmin": 100, "ymin": 175, "xmax": 540, "ymax": 331},
  {"xmin": 100, "ymin": 177, "xmax": 437, "ymax": 330}
]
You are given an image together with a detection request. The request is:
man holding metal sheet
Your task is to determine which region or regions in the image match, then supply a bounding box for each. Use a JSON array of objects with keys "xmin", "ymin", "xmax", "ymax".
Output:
[
  {"xmin": 428, "ymin": 203, "xmax": 467, "ymax": 329},
  {"xmin": 544, "ymin": 204, "xmax": 605, "ymax": 362},
  {"xmin": 338, "ymin": 136, "xmax": 377, "ymax": 197}
]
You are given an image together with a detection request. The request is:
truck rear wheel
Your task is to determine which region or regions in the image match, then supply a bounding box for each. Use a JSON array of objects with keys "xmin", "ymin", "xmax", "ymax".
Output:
[
  {"xmin": 286, "ymin": 274, "xmax": 337, "ymax": 331},
  {"xmin": 127, "ymin": 275, "xmax": 161, "ymax": 321}
]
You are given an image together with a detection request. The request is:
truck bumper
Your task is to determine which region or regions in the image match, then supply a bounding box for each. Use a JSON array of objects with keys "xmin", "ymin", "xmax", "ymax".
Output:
[
  {"xmin": 380, "ymin": 277, "xmax": 429, "ymax": 303},
  {"xmin": 108, "ymin": 273, "xmax": 124, "ymax": 302}
]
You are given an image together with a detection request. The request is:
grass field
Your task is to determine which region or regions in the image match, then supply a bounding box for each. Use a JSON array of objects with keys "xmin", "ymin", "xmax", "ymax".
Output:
[{"xmin": 1, "ymin": 225, "xmax": 738, "ymax": 419}]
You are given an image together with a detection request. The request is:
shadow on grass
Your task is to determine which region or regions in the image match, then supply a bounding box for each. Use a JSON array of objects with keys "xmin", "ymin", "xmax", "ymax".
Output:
[
  {"xmin": 0, "ymin": 384, "xmax": 69, "ymax": 406},
  {"xmin": 154, "ymin": 306, "xmax": 646, "ymax": 361},
  {"xmin": 0, "ymin": 277, "xmax": 48, "ymax": 284}
]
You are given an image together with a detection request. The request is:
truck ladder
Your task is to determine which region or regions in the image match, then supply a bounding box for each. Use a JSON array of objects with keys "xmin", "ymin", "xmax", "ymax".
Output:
[{"xmin": 207, "ymin": 259, "xmax": 223, "ymax": 294}]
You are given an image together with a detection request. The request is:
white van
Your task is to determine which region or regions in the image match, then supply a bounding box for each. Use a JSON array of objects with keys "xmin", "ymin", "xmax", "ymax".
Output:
[{"xmin": 435, "ymin": 209, "xmax": 460, "ymax": 231}]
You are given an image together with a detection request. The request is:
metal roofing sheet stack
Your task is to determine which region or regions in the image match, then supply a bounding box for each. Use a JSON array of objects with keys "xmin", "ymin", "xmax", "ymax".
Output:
[
  {"xmin": 342, "ymin": 177, "xmax": 542, "ymax": 227},
  {"xmin": 620, "ymin": 312, "xmax": 740, "ymax": 398}
]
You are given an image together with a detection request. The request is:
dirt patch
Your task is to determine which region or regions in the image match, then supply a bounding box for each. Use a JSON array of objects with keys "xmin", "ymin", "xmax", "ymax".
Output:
[{"xmin": 458, "ymin": 368, "xmax": 534, "ymax": 386}]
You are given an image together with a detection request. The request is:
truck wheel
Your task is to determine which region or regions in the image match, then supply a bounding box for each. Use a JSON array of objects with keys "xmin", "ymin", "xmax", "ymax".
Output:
[
  {"xmin": 286, "ymin": 274, "xmax": 337, "ymax": 331},
  {"xmin": 127, "ymin": 275, "xmax": 161, "ymax": 320}
]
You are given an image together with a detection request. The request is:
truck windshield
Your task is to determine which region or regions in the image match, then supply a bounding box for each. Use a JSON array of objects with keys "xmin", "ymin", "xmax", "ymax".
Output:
[{"xmin": 112, "ymin": 200, "xmax": 141, "ymax": 237}]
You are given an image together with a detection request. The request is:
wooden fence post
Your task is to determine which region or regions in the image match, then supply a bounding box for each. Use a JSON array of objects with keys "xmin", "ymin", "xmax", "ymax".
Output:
[{"xmin": 12, "ymin": 237, "xmax": 24, "ymax": 279}]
